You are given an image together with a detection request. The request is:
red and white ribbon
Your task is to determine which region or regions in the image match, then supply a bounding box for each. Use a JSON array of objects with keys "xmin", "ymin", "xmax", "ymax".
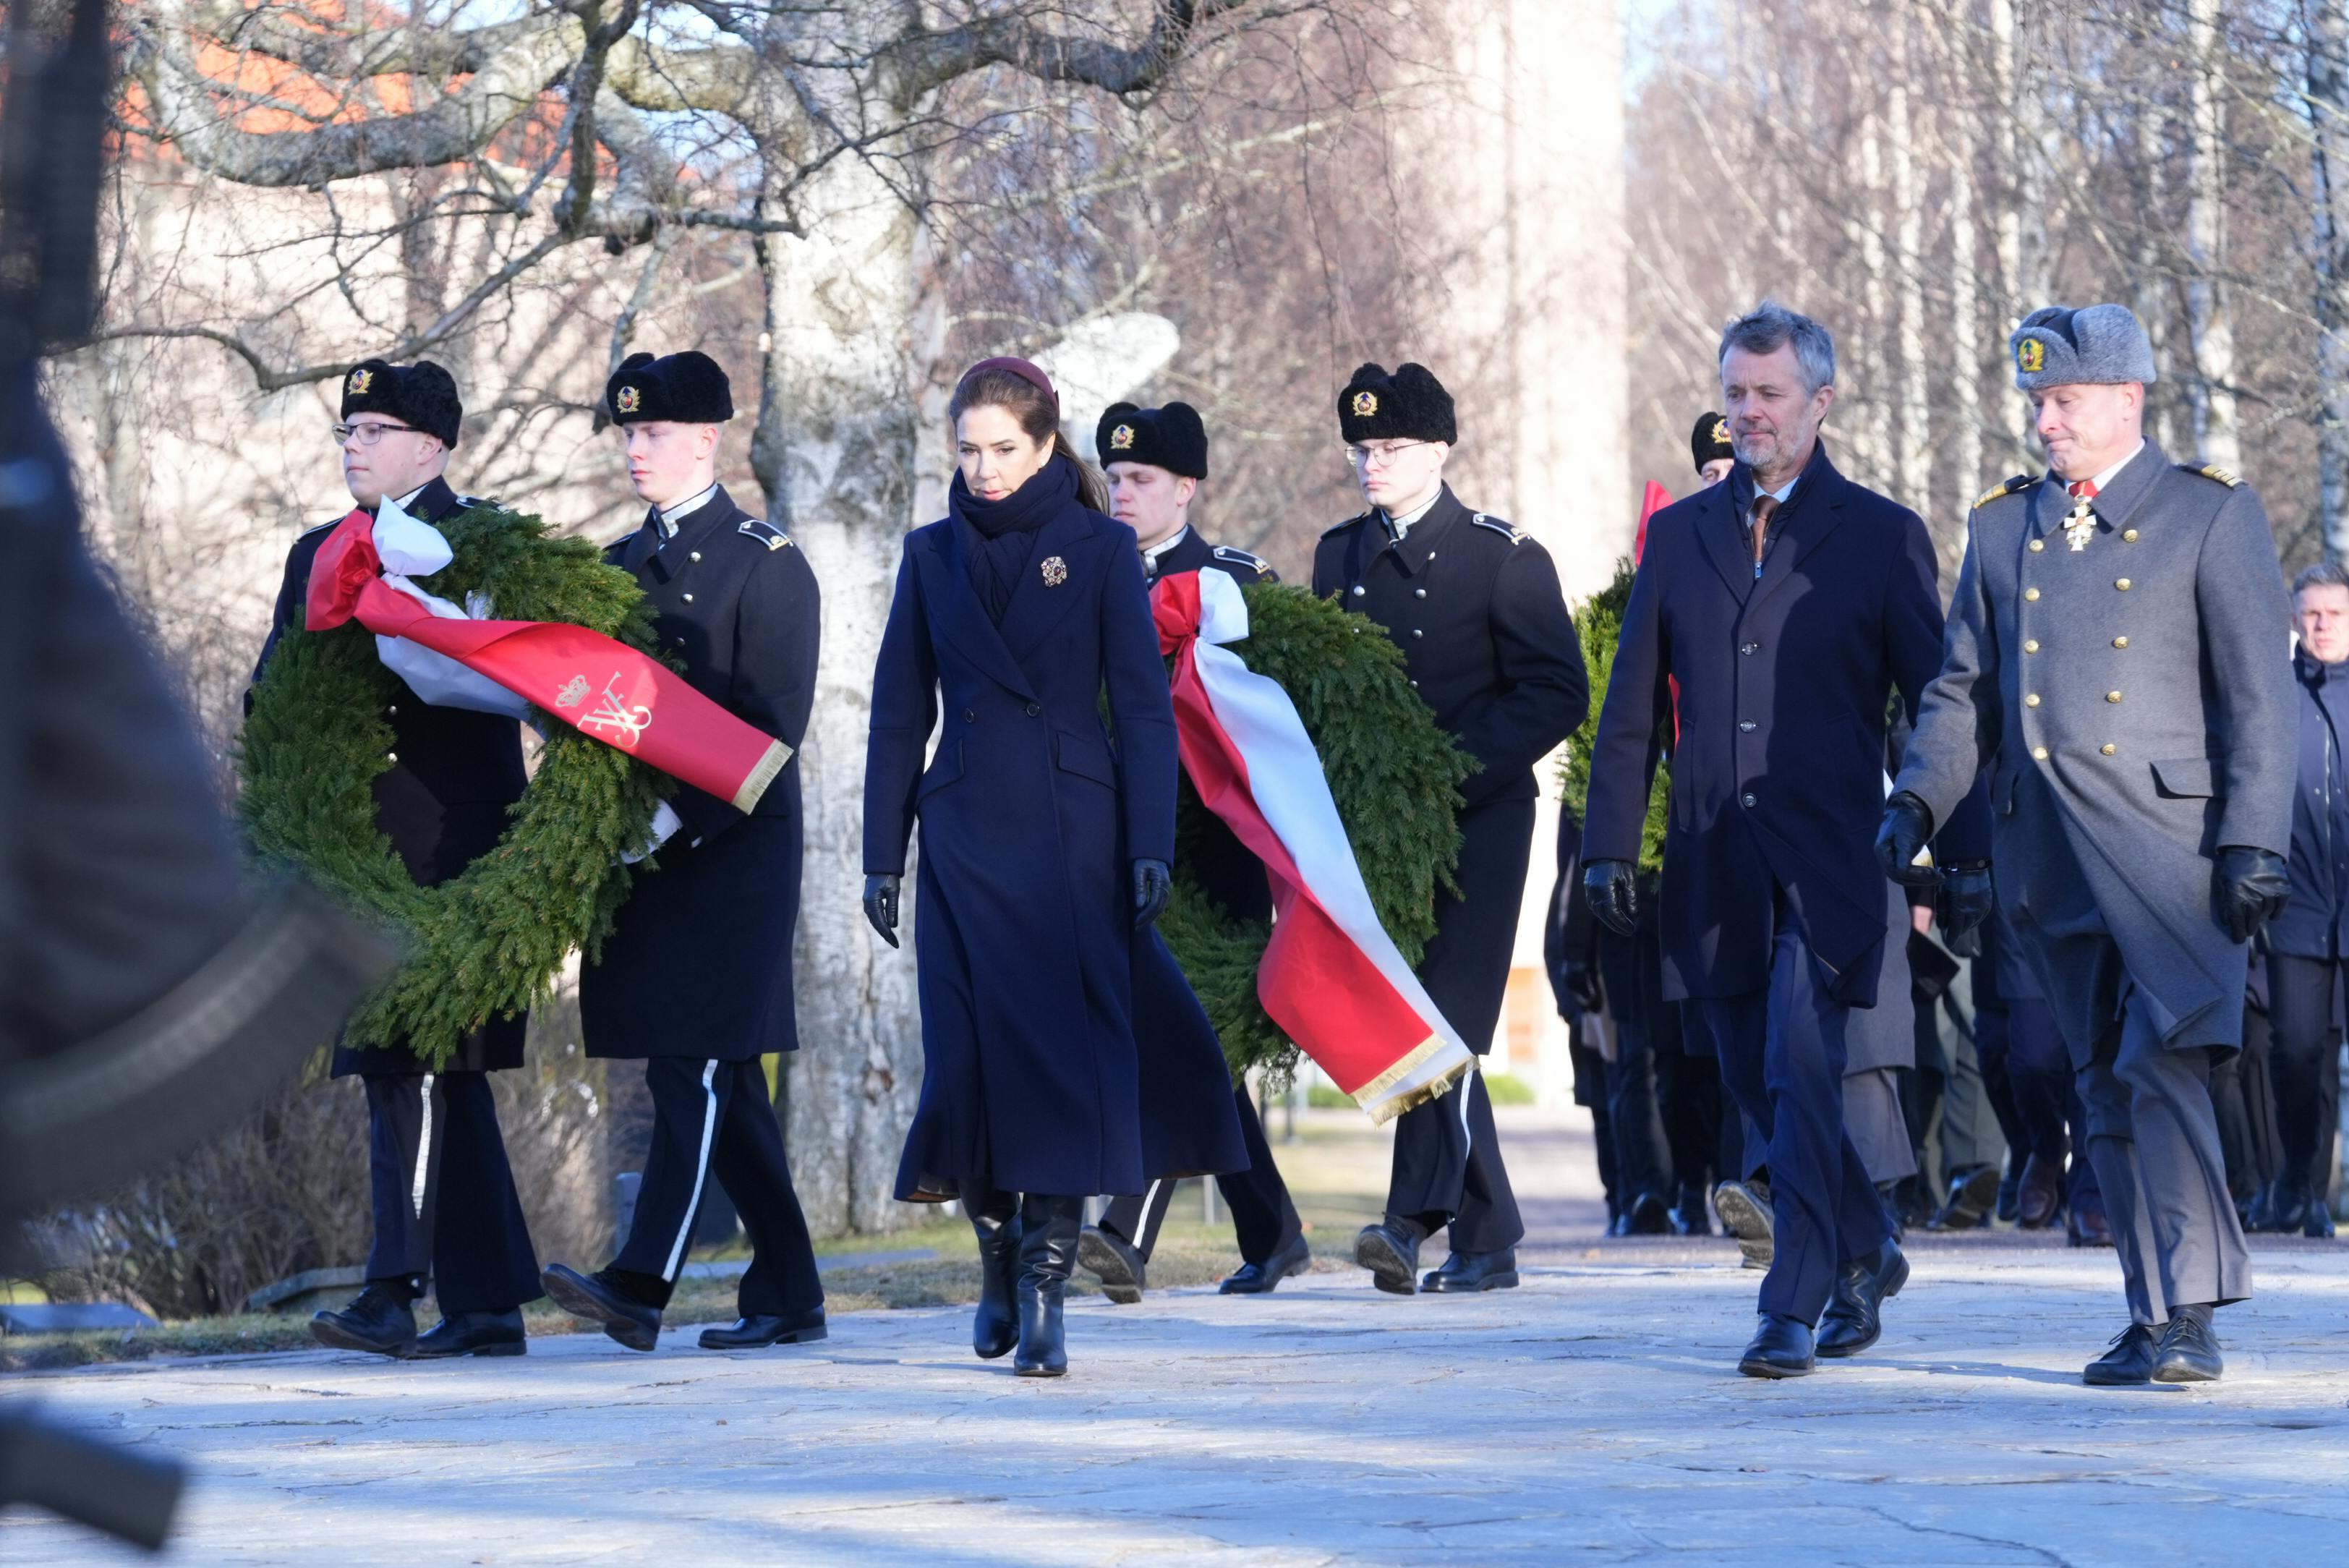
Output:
[{"xmin": 1153, "ymin": 569, "xmax": 1474, "ymax": 1124}]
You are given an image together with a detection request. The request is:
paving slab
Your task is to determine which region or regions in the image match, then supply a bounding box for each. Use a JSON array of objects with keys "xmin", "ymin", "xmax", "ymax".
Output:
[{"xmin": 7, "ymin": 1234, "xmax": 2348, "ymax": 1566}]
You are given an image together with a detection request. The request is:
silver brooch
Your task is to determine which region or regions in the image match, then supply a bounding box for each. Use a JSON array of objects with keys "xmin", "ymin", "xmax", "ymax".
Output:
[{"xmin": 1040, "ymin": 555, "xmax": 1068, "ymax": 587}]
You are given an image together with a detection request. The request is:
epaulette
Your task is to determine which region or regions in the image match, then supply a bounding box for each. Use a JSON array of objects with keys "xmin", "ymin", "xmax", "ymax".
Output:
[
  {"xmin": 1971, "ymin": 474, "xmax": 2035, "ymax": 510},
  {"xmin": 1469, "ymin": 511, "xmax": 1526, "ymax": 545},
  {"xmin": 2179, "ymin": 462, "xmax": 2243, "ymax": 489},
  {"xmin": 298, "ymin": 517, "xmax": 339, "ymax": 537},
  {"xmin": 1211, "ymin": 545, "xmax": 1271, "ymax": 576},
  {"xmin": 1321, "ymin": 513, "xmax": 1371, "ymax": 539},
  {"xmin": 739, "ymin": 517, "xmax": 793, "ymax": 552},
  {"xmin": 450, "ymin": 493, "xmax": 507, "ymax": 512}
]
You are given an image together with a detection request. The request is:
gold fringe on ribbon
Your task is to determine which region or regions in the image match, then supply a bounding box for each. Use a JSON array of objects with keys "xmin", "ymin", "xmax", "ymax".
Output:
[
  {"xmin": 1352, "ymin": 1035, "xmax": 1476, "ymax": 1126},
  {"xmin": 730, "ymin": 739, "xmax": 793, "ymax": 812}
]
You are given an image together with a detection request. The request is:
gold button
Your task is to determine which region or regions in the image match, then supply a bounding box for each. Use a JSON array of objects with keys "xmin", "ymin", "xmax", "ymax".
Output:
[
  {"xmin": 2113, "ymin": 636, "xmax": 2128, "ymax": 649},
  {"xmin": 2029, "ymin": 539, "xmax": 2045, "ymax": 553},
  {"xmin": 2102, "ymin": 743, "xmax": 2118, "ymax": 756},
  {"xmin": 2106, "ymin": 690, "xmax": 2123, "ymax": 704},
  {"xmin": 2032, "ymin": 746, "xmax": 2049, "ymax": 760},
  {"xmin": 2026, "ymin": 694, "xmax": 2042, "ymax": 707},
  {"xmin": 2123, "ymin": 529, "xmax": 2139, "ymax": 542},
  {"xmin": 2024, "ymin": 639, "xmax": 2040, "ymax": 654},
  {"xmin": 2116, "ymin": 578, "xmax": 2131, "ymax": 591},
  {"xmin": 2024, "ymin": 587, "xmax": 2041, "ymax": 602}
]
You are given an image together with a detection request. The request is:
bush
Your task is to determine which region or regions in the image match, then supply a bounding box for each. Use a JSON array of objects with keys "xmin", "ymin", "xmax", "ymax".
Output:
[{"xmin": 1483, "ymin": 1072, "xmax": 1536, "ymax": 1106}]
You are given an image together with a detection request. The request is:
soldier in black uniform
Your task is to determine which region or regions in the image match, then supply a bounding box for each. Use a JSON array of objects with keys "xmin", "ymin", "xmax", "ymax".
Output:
[
  {"xmin": 1314, "ymin": 363, "xmax": 1589, "ymax": 1293},
  {"xmin": 269, "ymin": 359, "xmax": 544, "ymax": 1360},
  {"xmin": 1074, "ymin": 401, "xmax": 1316, "ymax": 1302},
  {"xmin": 539, "ymin": 351, "xmax": 827, "ymax": 1353}
]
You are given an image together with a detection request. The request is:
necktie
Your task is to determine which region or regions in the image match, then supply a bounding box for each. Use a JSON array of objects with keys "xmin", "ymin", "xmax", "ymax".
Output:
[
  {"xmin": 2068, "ymin": 480, "xmax": 2099, "ymax": 501},
  {"xmin": 1749, "ymin": 495, "xmax": 1779, "ymax": 574}
]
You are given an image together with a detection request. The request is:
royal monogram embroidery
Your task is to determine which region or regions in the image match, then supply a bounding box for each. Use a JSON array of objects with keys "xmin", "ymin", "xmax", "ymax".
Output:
[
  {"xmin": 577, "ymin": 673, "xmax": 652, "ymax": 748},
  {"xmin": 553, "ymin": 674, "xmax": 591, "ymax": 709}
]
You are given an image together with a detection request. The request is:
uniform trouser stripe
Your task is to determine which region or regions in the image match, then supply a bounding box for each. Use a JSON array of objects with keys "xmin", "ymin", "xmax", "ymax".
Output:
[
  {"xmin": 662, "ymin": 1060, "xmax": 721, "ymax": 1281},
  {"xmin": 411, "ymin": 1072, "xmax": 437, "ymax": 1219}
]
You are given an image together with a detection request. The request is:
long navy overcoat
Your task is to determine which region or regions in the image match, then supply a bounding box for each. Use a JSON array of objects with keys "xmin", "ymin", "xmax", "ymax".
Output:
[
  {"xmin": 1584, "ymin": 443, "xmax": 1990, "ymax": 1007},
  {"xmin": 864, "ymin": 496, "xmax": 1245, "ymax": 1201}
]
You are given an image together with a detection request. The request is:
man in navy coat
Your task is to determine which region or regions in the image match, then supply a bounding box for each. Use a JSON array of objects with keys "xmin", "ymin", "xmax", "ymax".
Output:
[
  {"xmin": 540, "ymin": 350, "xmax": 827, "ymax": 1354},
  {"xmin": 1583, "ymin": 302, "xmax": 1988, "ymax": 1378},
  {"xmin": 1077, "ymin": 400, "xmax": 1314, "ymax": 1303}
]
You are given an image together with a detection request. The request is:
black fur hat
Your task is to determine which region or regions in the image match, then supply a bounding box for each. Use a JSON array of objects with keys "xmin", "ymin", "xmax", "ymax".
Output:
[
  {"xmin": 1096, "ymin": 401, "xmax": 1209, "ymax": 480},
  {"xmin": 340, "ymin": 358, "xmax": 463, "ymax": 447},
  {"xmin": 605, "ymin": 350, "xmax": 734, "ymax": 425},
  {"xmin": 1690, "ymin": 410, "xmax": 1734, "ymax": 474},
  {"xmin": 1337, "ymin": 362, "xmax": 1456, "ymax": 445}
]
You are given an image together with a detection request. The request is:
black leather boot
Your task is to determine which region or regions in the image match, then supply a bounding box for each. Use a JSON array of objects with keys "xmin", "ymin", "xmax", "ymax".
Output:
[
  {"xmin": 963, "ymin": 1182, "xmax": 1023, "ymax": 1360},
  {"xmin": 1013, "ymin": 1193, "xmax": 1081, "ymax": 1377}
]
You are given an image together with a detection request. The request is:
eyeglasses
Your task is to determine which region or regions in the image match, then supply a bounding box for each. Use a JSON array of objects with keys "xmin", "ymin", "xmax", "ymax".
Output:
[
  {"xmin": 1344, "ymin": 440, "xmax": 1431, "ymax": 470},
  {"xmin": 333, "ymin": 420, "xmax": 419, "ymax": 447}
]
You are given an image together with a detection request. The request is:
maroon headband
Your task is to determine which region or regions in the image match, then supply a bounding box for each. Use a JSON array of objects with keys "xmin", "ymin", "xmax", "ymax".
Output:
[{"xmin": 959, "ymin": 355, "xmax": 1059, "ymax": 410}]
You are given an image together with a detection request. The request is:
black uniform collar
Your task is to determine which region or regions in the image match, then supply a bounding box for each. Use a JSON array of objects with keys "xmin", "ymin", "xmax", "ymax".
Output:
[
  {"xmin": 632, "ymin": 484, "xmax": 746, "ymax": 580},
  {"xmin": 391, "ymin": 474, "xmax": 462, "ymax": 524},
  {"xmin": 1366, "ymin": 485, "xmax": 1467, "ymax": 577},
  {"xmin": 1143, "ymin": 525, "xmax": 1206, "ymax": 581}
]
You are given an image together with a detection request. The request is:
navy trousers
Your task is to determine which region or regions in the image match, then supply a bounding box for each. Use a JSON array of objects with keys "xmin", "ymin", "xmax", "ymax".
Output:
[
  {"xmin": 362, "ymin": 1072, "xmax": 541, "ymax": 1313},
  {"xmin": 1697, "ymin": 909, "xmax": 1892, "ymax": 1323},
  {"xmin": 1099, "ymin": 1087, "xmax": 1303, "ymax": 1265},
  {"xmin": 612, "ymin": 1057, "xmax": 823, "ymax": 1319}
]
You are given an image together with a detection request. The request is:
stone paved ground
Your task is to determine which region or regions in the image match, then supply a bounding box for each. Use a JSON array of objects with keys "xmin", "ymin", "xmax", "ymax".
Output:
[{"xmin": 8, "ymin": 1109, "xmax": 2349, "ymax": 1565}]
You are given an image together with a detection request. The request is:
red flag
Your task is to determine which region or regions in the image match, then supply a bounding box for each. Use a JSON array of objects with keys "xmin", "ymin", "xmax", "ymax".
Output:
[
  {"xmin": 305, "ymin": 511, "xmax": 788, "ymax": 812},
  {"xmin": 1632, "ymin": 479, "xmax": 1673, "ymax": 563}
]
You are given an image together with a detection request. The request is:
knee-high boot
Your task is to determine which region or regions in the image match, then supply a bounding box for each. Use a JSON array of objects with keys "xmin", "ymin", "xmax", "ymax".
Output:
[
  {"xmin": 1014, "ymin": 1193, "xmax": 1082, "ymax": 1377},
  {"xmin": 962, "ymin": 1182, "xmax": 1022, "ymax": 1360}
]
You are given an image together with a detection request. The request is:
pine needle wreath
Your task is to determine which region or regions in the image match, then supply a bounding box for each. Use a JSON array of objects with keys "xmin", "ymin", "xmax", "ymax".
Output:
[
  {"xmin": 1558, "ymin": 555, "xmax": 1668, "ymax": 871},
  {"xmin": 239, "ymin": 505, "xmax": 668, "ymax": 1069},
  {"xmin": 1159, "ymin": 583, "xmax": 1474, "ymax": 1084}
]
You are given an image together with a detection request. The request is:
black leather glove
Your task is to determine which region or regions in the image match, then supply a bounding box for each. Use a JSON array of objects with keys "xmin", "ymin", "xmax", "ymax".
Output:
[
  {"xmin": 1876, "ymin": 791, "xmax": 1939, "ymax": 887},
  {"xmin": 1583, "ymin": 858, "xmax": 1639, "ymax": 937},
  {"xmin": 1133, "ymin": 858, "xmax": 1171, "ymax": 929},
  {"xmin": 2217, "ymin": 846, "xmax": 2289, "ymax": 945},
  {"xmin": 1935, "ymin": 863, "xmax": 1994, "ymax": 951},
  {"xmin": 1563, "ymin": 960, "xmax": 1605, "ymax": 1018},
  {"xmin": 862, "ymin": 873, "xmax": 900, "ymax": 949}
]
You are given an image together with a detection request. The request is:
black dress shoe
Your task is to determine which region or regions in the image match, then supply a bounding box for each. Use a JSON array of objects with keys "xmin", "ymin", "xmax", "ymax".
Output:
[
  {"xmin": 2308, "ymin": 1204, "xmax": 2337, "ymax": 1240},
  {"xmin": 1738, "ymin": 1312, "xmax": 1815, "ymax": 1379},
  {"xmin": 965, "ymin": 1183, "xmax": 1023, "ymax": 1358},
  {"xmin": 1077, "ymin": 1224, "xmax": 1146, "ymax": 1305},
  {"xmin": 414, "ymin": 1308, "xmax": 526, "ymax": 1358},
  {"xmin": 2068, "ymin": 1197, "xmax": 2115, "ymax": 1249},
  {"xmin": 1626, "ymin": 1190, "xmax": 1671, "ymax": 1235},
  {"xmin": 1926, "ymin": 1164, "xmax": 2000, "ymax": 1232},
  {"xmin": 699, "ymin": 1311, "xmax": 827, "ymax": 1350},
  {"xmin": 1220, "ymin": 1233, "xmax": 1312, "ymax": 1295},
  {"xmin": 2017, "ymin": 1153, "xmax": 2065, "ymax": 1229},
  {"xmin": 1421, "ymin": 1246, "xmax": 1519, "ymax": 1292},
  {"xmin": 1816, "ymin": 1240, "xmax": 1907, "ymax": 1358},
  {"xmin": 2083, "ymin": 1322, "xmax": 2160, "ymax": 1385},
  {"xmin": 1353, "ymin": 1216, "xmax": 1425, "ymax": 1295},
  {"xmin": 1713, "ymin": 1180, "xmax": 1774, "ymax": 1270},
  {"xmin": 542, "ymin": 1263, "xmax": 663, "ymax": 1352},
  {"xmin": 1014, "ymin": 1195, "xmax": 1083, "ymax": 1376},
  {"xmin": 1995, "ymin": 1166, "xmax": 2021, "ymax": 1224},
  {"xmin": 1668, "ymin": 1183, "xmax": 1715, "ymax": 1236},
  {"xmin": 310, "ymin": 1282, "xmax": 418, "ymax": 1358},
  {"xmin": 2150, "ymin": 1311, "xmax": 2224, "ymax": 1383}
]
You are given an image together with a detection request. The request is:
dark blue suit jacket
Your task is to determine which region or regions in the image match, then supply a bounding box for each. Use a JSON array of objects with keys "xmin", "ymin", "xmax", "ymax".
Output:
[{"xmin": 1582, "ymin": 444, "xmax": 1988, "ymax": 1006}]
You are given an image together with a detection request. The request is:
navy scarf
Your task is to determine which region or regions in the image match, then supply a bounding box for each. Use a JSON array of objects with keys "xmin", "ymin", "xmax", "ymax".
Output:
[{"xmin": 951, "ymin": 453, "xmax": 1078, "ymax": 623}]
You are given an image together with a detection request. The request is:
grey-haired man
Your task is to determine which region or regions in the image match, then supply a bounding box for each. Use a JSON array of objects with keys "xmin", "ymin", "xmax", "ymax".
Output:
[{"xmin": 1880, "ymin": 303, "xmax": 2295, "ymax": 1385}]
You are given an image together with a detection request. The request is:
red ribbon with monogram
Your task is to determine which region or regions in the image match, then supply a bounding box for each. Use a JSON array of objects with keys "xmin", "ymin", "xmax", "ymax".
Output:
[{"xmin": 304, "ymin": 510, "xmax": 788, "ymax": 811}]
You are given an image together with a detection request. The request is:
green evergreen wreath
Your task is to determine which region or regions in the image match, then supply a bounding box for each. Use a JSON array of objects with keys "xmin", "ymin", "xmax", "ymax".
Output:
[
  {"xmin": 1159, "ymin": 583, "xmax": 1475, "ymax": 1084},
  {"xmin": 1559, "ymin": 555, "xmax": 1668, "ymax": 871},
  {"xmin": 239, "ymin": 505, "xmax": 668, "ymax": 1069}
]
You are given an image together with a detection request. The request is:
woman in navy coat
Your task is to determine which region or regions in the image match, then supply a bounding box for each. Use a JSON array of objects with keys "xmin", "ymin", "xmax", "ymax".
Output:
[{"xmin": 861, "ymin": 359, "xmax": 1245, "ymax": 1376}]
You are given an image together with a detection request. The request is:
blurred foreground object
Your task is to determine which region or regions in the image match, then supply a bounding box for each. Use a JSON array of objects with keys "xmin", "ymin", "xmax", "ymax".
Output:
[{"xmin": 0, "ymin": 0, "xmax": 391, "ymax": 1549}]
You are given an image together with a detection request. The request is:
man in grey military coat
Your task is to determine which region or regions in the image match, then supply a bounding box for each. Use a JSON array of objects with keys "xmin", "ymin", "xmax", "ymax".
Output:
[{"xmin": 1880, "ymin": 303, "xmax": 2294, "ymax": 1386}]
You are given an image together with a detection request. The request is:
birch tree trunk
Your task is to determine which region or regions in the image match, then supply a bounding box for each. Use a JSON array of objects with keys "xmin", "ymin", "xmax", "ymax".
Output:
[
  {"xmin": 1890, "ymin": 14, "xmax": 1930, "ymax": 512},
  {"xmin": 2314, "ymin": 0, "xmax": 2349, "ymax": 560},
  {"xmin": 2186, "ymin": 0, "xmax": 2240, "ymax": 468},
  {"xmin": 1945, "ymin": 54, "xmax": 1985, "ymax": 542}
]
